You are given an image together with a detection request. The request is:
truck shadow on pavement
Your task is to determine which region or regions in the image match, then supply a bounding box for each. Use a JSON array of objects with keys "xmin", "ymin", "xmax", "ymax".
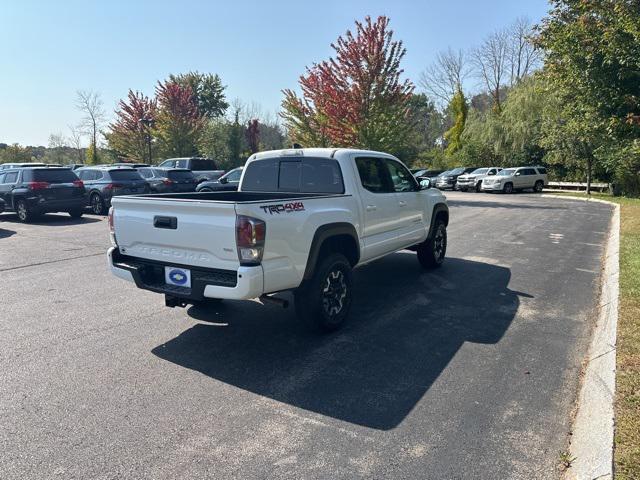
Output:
[{"xmin": 152, "ymin": 254, "xmax": 528, "ymax": 430}]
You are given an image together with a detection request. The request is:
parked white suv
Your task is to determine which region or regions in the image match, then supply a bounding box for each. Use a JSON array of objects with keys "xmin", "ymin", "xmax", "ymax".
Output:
[
  {"xmin": 456, "ymin": 167, "xmax": 503, "ymax": 192},
  {"xmin": 481, "ymin": 166, "xmax": 548, "ymax": 193}
]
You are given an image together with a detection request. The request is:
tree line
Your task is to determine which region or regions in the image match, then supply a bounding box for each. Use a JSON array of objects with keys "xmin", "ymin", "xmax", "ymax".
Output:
[{"xmin": 2, "ymin": 1, "xmax": 638, "ymax": 195}]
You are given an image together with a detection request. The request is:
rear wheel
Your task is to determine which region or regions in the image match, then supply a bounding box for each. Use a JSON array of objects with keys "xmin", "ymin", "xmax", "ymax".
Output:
[
  {"xmin": 534, "ymin": 180, "xmax": 544, "ymax": 193},
  {"xmin": 90, "ymin": 193, "xmax": 106, "ymax": 215},
  {"xmin": 459, "ymin": 187, "xmax": 468, "ymax": 192},
  {"xmin": 417, "ymin": 219, "xmax": 447, "ymax": 269},
  {"xmin": 295, "ymin": 253, "xmax": 353, "ymax": 332},
  {"xmin": 68, "ymin": 208, "xmax": 83, "ymax": 219},
  {"xmin": 503, "ymin": 182, "xmax": 514, "ymax": 194},
  {"xmin": 16, "ymin": 199, "xmax": 35, "ymax": 223},
  {"xmin": 199, "ymin": 187, "xmax": 214, "ymax": 193}
]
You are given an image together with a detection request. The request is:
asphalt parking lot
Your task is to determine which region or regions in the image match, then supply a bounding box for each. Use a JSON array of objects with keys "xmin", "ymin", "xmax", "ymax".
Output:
[{"xmin": 0, "ymin": 191, "xmax": 614, "ymax": 479}]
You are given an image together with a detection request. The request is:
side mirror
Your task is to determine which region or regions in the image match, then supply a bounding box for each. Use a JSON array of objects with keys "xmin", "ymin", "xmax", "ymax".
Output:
[
  {"xmin": 488, "ymin": 171, "xmax": 495, "ymax": 176},
  {"xmin": 515, "ymin": 172, "xmax": 521, "ymax": 176},
  {"xmin": 420, "ymin": 179, "xmax": 431, "ymax": 190},
  {"xmin": 219, "ymin": 177, "xmax": 228, "ymax": 184}
]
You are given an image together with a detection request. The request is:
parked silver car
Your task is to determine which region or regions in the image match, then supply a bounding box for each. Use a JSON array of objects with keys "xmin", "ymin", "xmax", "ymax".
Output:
[
  {"xmin": 456, "ymin": 167, "xmax": 503, "ymax": 192},
  {"xmin": 481, "ymin": 166, "xmax": 548, "ymax": 193}
]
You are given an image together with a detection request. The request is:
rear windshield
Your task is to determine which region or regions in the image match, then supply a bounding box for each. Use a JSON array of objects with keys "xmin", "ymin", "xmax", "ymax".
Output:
[
  {"xmin": 168, "ymin": 170, "xmax": 195, "ymax": 180},
  {"xmin": 32, "ymin": 169, "xmax": 79, "ymax": 183},
  {"xmin": 242, "ymin": 157, "xmax": 344, "ymax": 194},
  {"xmin": 109, "ymin": 170, "xmax": 143, "ymax": 181},
  {"xmin": 190, "ymin": 159, "xmax": 217, "ymax": 171}
]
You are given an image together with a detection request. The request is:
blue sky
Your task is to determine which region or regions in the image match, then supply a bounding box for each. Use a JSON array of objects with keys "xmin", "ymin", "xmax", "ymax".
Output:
[{"xmin": 0, "ymin": 0, "xmax": 549, "ymax": 146}]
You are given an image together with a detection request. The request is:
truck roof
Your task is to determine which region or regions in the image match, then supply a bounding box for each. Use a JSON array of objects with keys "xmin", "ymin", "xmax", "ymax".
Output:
[{"xmin": 249, "ymin": 148, "xmax": 398, "ymax": 161}]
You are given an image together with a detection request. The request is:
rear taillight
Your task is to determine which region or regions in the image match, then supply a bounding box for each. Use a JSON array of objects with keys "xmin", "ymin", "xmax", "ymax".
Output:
[
  {"xmin": 105, "ymin": 183, "xmax": 123, "ymax": 190},
  {"xmin": 27, "ymin": 181, "xmax": 50, "ymax": 190},
  {"xmin": 235, "ymin": 215, "xmax": 265, "ymax": 266},
  {"xmin": 73, "ymin": 180, "xmax": 84, "ymax": 188},
  {"xmin": 108, "ymin": 207, "xmax": 117, "ymax": 246},
  {"xmin": 162, "ymin": 179, "xmax": 174, "ymax": 186}
]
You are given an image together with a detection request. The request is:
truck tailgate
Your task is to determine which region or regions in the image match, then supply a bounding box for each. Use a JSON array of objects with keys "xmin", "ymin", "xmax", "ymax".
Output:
[{"xmin": 111, "ymin": 196, "xmax": 240, "ymax": 271}]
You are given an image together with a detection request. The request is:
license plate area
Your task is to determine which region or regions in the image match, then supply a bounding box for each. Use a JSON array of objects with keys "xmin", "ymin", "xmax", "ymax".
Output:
[{"xmin": 165, "ymin": 266, "xmax": 191, "ymax": 288}]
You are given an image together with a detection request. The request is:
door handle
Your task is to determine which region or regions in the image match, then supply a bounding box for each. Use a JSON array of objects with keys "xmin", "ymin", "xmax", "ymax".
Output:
[
  {"xmin": 398, "ymin": 201, "xmax": 407, "ymax": 207},
  {"xmin": 366, "ymin": 205, "xmax": 377, "ymax": 212}
]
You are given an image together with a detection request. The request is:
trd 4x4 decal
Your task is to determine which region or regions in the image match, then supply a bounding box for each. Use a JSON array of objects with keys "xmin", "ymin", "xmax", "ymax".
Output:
[{"xmin": 260, "ymin": 202, "xmax": 305, "ymax": 215}]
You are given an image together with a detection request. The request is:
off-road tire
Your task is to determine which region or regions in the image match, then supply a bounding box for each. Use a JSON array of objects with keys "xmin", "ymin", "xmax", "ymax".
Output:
[
  {"xmin": 417, "ymin": 219, "xmax": 447, "ymax": 269},
  {"xmin": 294, "ymin": 253, "xmax": 353, "ymax": 333}
]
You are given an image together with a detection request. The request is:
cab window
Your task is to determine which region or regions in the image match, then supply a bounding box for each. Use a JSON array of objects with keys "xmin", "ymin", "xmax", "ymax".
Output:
[
  {"xmin": 384, "ymin": 159, "xmax": 418, "ymax": 192},
  {"xmin": 356, "ymin": 157, "xmax": 393, "ymax": 193}
]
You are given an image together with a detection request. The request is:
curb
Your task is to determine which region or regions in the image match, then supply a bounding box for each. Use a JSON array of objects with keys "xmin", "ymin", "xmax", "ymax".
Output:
[{"xmin": 543, "ymin": 194, "xmax": 619, "ymax": 480}]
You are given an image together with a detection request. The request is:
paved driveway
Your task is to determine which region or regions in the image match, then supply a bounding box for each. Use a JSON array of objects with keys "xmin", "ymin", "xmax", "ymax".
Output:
[{"xmin": 0, "ymin": 192, "xmax": 613, "ymax": 479}]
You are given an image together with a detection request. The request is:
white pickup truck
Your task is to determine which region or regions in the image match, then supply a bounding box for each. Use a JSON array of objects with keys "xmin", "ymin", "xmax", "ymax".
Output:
[{"xmin": 108, "ymin": 148, "xmax": 449, "ymax": 331}]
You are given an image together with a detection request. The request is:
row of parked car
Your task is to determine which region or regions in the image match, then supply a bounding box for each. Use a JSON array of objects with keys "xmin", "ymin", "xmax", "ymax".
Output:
[
  {"xmin": 412, "ymin": 166, "xmax": 548, "ymax": 194},
  {"xmin": 0, "ymin": 158, "xmax": 244, "ymax": 222}
]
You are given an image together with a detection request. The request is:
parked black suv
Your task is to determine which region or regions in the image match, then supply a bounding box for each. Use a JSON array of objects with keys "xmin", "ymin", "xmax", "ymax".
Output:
[
  {"xmin": 76, "ymin": 166, "xmax": 148, "ymax": 215},
  {"xmin": 0, "ymin": 167, "xmax": 86, "ymax": 222},
  {"xmin": 137, "ymin": 168, "xmax": 198, "ymax": 193}
]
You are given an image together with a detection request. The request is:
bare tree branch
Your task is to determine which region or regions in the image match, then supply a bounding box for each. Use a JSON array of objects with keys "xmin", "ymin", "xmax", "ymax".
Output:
[
  {"xmin": 507, "ymin": 17, "xmax": 542, "ymax": 86},
  {"xmin": 68, "ymin": 125, "xmax": 84, "ymax": 163},
  {"xmin": 75, "ymin": 90, "xmax": 106, "ymax": 158},
  {"xmin": 420, "ymin": 47, "xmax": 469, "ymax": 109},
  {"xmin": 472, "ymin": 29, "xmax": 509, "ymax": 112}
]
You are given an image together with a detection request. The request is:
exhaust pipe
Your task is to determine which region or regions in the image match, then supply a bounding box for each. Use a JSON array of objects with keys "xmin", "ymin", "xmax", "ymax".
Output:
[{"xmin": 260, "ymin": 295, "xmax": 289, "ymax": 308}]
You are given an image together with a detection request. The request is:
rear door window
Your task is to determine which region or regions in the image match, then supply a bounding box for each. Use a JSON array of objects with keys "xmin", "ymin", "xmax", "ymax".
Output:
[
  {"xmin": 190, "ymin": 158, "xmax": 217, "ymax": 170},
  {"xmin": 4, "ymin": 172, "xmax": 18, "ymax": 183},
  {"xmin": 536, "ymin": 167, "xmax": 547, "ymax": 175},
  {"xmin": 356, "ymin": 157, "xmax": 393, "ymax": 193},
  {"xmin": 33, "ymin": 169, "xmax": 78, "ymax": 183},
  {"xmin": 109, "ymin": 170, "xmax": 143, "ymax": 181},
  {"xmin": 522, "ymin": 168, "xmax": 537, "ymax": 175}
]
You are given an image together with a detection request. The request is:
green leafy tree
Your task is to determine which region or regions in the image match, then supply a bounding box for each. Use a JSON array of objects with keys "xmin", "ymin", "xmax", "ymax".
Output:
[
  {"xmin": 153, "ymin": 81, "xmax": 204, "ymax": 158},
  {"xmin": 537, "ymin": 0, "xmax": 640, "ymax": 195},
  {"xmin": 444, "ymin": 88, "xmax": 468, "ymax": 155},
  {"xmin": 169, "ymin": 72, "xmax": 229, "ymax": 119},
  {"xmin": 281, "ymin": 16, "xmax": 415, "ymax": 159},
  {"xmin": 0, "ymin": 143, "xmax": 32, "ymax": 164},
  {"xmin": 85, "ymin": 143, "xmax": 97, "ymax": 165}
]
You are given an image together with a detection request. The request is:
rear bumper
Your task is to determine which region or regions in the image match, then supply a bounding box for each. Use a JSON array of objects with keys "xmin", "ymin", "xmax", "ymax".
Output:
[
  {"xmin": 28, "ymin": 196, "xmax": 86, "ymax": 212},
  {"xmin": 108, "ymin": 247, "xmax": 263, "ymax": 301}
]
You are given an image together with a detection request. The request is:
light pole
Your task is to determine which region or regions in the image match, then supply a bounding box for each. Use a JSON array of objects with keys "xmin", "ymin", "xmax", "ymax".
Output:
[{"xmin": 139, "ymin": 117, "xmax": 155, "ymax": 164}]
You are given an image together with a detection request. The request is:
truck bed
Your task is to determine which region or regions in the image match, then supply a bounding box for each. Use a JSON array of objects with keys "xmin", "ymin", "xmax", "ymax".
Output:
[{"xmin": 127, "ymin": 191, "xmax": 346, "ymax": 203}]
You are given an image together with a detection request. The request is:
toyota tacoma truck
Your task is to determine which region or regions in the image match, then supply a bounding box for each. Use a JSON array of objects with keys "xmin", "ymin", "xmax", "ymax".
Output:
[{"xmin": 108, "ymin": 148, "xmax": 449, "ymax": 332}]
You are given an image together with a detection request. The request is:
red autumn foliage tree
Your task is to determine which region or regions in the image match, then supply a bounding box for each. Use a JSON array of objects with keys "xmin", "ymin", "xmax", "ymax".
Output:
[
  {"xmin": 154, "ymin": 80, "xmax": 204, "ymax": 158},
  {"xmin": 246, "ymin": 119, "xmax": 260, "ymax": 153},
  {"xmin": 281, "ymin": 16, "xmax": 415, "ymax": 158},
  {"xmin": 107, "ymin": 90, "xmax": 157, "ymax": 162}
]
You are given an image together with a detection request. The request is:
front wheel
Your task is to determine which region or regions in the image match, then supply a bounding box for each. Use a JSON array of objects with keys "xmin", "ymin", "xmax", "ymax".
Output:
[
  {"xmin": 199, "ymin": 187, "xmax": 214, "ymax": 193},
  {"xmin": 16, "ymin": 199, "xmax": 36, "ymax": 223},
  {"xmin": 417, "ymin": 219, "xmax": 447, "ymax": 269},
  {"xmin": 90, "ymin": 193, "xmax": 106, "ymax": 215},
  {"xmin": 294, "ymin": 253, "xmax": 353, "ymax": 332},
  {"xmin": 503, "ymin": 182, "xmax": 514, "ymax": 194},
  {"xmin": 475, "ymin": 182, "xmax": 482, "ymax": 192}
]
